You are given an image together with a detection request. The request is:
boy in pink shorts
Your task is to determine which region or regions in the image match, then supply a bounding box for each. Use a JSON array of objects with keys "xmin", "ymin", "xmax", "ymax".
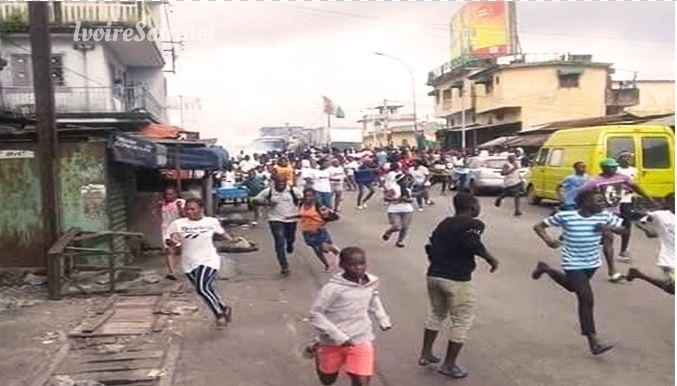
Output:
[{"xmin": 309, "ymin": 247, "xmax": 392, "ymax": 386}]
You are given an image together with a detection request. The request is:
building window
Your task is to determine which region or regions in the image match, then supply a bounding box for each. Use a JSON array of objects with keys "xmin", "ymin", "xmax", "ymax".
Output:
[
  {"xmin": 495, "ymin": 76, "xmax": 500, "ymax": 85},
  {"xmin": 485, "ymin": 83, "xmax": 493, "ymax": 94},
  {"xmin": 10, "ymin": 54, "xmax": 65, "ymax": 87},
  {"xmin": 558, "ymin": 74, "xmax": 580, "ymax": 88}
]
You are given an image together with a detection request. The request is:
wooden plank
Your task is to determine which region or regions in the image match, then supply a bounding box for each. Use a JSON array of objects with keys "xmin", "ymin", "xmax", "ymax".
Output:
[
  {"xmin": 151, "ymin": 315, "xmax": 168, "ymax": 332},
  {"xmin": 55, "ymin": 357, "xmax": 162, "ymax": 375},
  {"xmin": 81, "ymin": 309, "xmax": 115, "ymax": 333},
  {"xmin": 67, "ymin": 369, "xmax": 160, "ymax": 384},
  {"xmin": 94, "ymin": 295, "xmax": 117, "ymax": 315},
  {"xmin": 47, "ymin": 227, "xmax": 81, "ymax": 255},
  {"xmin": 72, "ymin": 231, "xmax": 144, "ymax": 242},
  {"xmin": 61, "ymin": 350, "xmax": 164, "ymax": 365},
  {"xmin": 65, "ymin": 246, "xmax": 108, "ymax": 253}
]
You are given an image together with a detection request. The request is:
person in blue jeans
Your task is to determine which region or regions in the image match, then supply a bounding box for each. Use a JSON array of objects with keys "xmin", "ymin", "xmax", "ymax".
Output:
[
  {"xmin": 253, "ymin": 175, "xmax": 302, "ymax": 276},
  {"xmin": 313, "ymin": 158, "xmax": 334, "ymax": 209},
  {"xmin": 354, "ymin": 160, "xmax": 377, "ymax": 210},
  {"xmin": 556, "ymin": 161, "xmax": 589, "ymax": 211}
]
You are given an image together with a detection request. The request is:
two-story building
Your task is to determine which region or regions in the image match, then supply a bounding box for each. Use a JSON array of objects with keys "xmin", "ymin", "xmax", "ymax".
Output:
[
  {"xmin": 0, "ymin": 1, "xmax": 166, "ymax": 127},
  {"xmin": 359, "ymin": 103, "xmax": 436, "ymax": 148},
  {"xmin": 428, "ymin": 54, "xmax": 640, "ymax": 150}
]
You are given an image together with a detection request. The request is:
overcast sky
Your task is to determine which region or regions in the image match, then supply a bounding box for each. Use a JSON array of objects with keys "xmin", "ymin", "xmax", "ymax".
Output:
[{"xmin": 164, "ymin": 1, "xmax": 675, "ymax": 150}]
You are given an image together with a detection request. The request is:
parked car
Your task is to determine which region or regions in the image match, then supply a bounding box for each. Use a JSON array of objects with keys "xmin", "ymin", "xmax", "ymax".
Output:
[
  {"xmin": 462, "ymin": 156, "xmax": 528, "ymax": 195},
  {"xmin": 525, "ymin": 124, "xmax": 675, "ymax": 205}
]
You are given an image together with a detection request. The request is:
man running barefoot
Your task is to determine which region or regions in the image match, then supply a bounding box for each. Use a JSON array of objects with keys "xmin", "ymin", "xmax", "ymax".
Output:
[
  {"xmin": 626, "ymin": 193, "xmax": 675, "ymax": 295},
  {"xmin": 418, "ymin": 193, "xmax": 498, "ymax": 379},
  {"xmin": 532, "ymin": 190, "xmax": 623, "ymax": 355}
]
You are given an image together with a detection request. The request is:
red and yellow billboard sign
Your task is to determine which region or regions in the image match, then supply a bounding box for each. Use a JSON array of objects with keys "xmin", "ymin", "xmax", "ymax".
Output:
[{"xmin": 450, "ymin": 2, "xmax": 513, "ymax": 64}]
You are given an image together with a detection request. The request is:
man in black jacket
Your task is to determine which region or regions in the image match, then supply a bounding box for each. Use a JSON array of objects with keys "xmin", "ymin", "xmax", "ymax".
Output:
[{"xmin": 417, "ymin": 192, "xmax": 499, "ymax": 379}]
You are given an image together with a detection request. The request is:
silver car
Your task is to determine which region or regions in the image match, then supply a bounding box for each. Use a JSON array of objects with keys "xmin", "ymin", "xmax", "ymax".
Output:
[{"xmin": 463, "ymin": 156, "xmax": 528, "ymax": 195}]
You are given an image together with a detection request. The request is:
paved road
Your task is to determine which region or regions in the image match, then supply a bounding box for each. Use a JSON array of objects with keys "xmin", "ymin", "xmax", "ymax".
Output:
[{"xmin": 172, "ymin": 191, "xmax": 674, "ymax": 386}]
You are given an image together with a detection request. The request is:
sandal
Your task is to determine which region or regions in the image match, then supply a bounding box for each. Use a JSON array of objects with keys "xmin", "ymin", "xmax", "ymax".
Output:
[
  {"xmin": 417, "ymin": 356, "xmax": 440, "ymax": 366},
  {"xmin": 438, "ymin": 365, "xmax": 469, "ymax": 379}
]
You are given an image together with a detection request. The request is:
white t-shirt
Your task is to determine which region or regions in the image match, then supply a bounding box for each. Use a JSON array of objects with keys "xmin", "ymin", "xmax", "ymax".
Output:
[
  {"xmin": 168, "ymin": 217, "xmax": 225, "ymax": 273},
  {"xmin": 254, "ymin": 186, "xmax": 302, "ymax": 223},
  {"xmin": 327, "ymin": 166, "xmax": 346, "ymax": 183},
  {"xmin": 410, "ymin": 166, "xmax": 430, "ymax": 186},
  {"xmin": 641, "ymin": 210, "xmax": 675, "ymax": 268},
  {"xmin": 298, "ymin": 167, "xmax": 315, "ymax": 187},
  {"xmin": 312, "ymin": 169, "xmax": 332, "ymax": 193},
  {"xmin": 502, "ymin": 161, "xmax": 522, "ymax": 187},
  {"xmin": 618, "ymin": 166, "xmax": 637, "ymax": 203},
  {"xmin": 345, "ymin": 160, "xmax": 359, "ymax": 176},
  {"xmin": 386, "ymin": 184, "xmax": 414, "ymax": 214}
]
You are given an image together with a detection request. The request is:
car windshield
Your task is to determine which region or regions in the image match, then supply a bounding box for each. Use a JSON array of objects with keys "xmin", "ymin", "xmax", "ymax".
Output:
[{"xmin": 483, "ymin": 159, "xmax": 506, "ymax": 169}]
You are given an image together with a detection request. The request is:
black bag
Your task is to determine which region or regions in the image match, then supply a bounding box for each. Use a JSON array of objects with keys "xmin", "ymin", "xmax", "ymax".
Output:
[{"xmin": 315, "ymin": 201, "xmax": 340, "ymax": 222}]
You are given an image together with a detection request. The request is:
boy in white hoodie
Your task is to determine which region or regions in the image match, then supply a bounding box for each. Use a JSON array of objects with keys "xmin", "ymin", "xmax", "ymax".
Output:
[{"xmin": 309, "ymin": 247, "xmax": 392, "ymax": 386}]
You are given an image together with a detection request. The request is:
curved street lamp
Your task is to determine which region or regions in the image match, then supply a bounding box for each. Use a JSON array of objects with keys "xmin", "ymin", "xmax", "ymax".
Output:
[{"xmin": 373, "ymin": 52, "xmax": 419, "ymax": 138}]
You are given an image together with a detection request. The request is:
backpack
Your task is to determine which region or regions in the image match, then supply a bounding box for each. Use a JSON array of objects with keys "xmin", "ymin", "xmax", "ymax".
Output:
[{"xmin": 267, "ymin": 187, "xmax": 300, "ymax": 206}]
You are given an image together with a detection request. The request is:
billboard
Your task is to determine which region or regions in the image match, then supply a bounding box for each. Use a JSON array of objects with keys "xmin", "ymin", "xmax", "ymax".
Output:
[{"xmin": 450, "ymin": 2, "xmax": 514, "ymax": 67}]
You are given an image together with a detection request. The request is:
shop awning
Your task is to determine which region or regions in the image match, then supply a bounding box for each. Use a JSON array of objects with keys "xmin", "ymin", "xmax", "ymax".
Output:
[
  {"xmin": 558, "ymin": 67, "xmax": 584, "ymax": 76},
  {"xmin": 166, "ymin": 146, "xmax": 229, "ymax": 170},
  {"xmin": 474, "ymin": 75, "xmax": 493, "ymax": 85},
  {"xmin": 108, "ymin": 133, "xmax": 165, "ymax": 168},
  {"xmin": 478, "ymin": 136, "xmax": 517, "ymax": 149}
]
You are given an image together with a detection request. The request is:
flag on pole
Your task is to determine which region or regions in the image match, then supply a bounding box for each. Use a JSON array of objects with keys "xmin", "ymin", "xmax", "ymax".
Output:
[
  {"xmin": 335, "ymin": 106, "xmax": 345, "ymax": 119},
  {"xmin": 322, "ymin": 96, "xmax": 335, "ymax": 115}
]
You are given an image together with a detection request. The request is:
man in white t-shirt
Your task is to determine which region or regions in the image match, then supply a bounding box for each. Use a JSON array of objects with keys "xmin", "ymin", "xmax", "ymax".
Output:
[
  {"xmin": 627, "ymin": 193, "xmax": 675, "ymax": 294},
  {"xmin": 617, "ymin": 151, "xmax": 638, "ymax": 260},
  {"xmin": 312, "ymin": 158, "xmax": 333, "ymax": 209},
  {"xmin": 327, "ymin": 159, "xmax": 346, "ymax": 212},
  {"xmin": 495, "ymin": 154, "xmax": 523, "ymax": 217},
  {"xmin": 167, "ymin": 198, "xmax": 242, "ymax": 328}
]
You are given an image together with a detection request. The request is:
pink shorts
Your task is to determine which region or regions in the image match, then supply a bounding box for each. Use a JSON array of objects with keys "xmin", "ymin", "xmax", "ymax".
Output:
[{"xmin": 317, "ymin": 342, "xmax": 375, "ymax": 377}]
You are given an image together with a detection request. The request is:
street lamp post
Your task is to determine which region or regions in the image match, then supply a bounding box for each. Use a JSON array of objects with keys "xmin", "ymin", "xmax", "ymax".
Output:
[{"xmin": 374, "ymin": 52, "xmax": 419, "ymax": 144}]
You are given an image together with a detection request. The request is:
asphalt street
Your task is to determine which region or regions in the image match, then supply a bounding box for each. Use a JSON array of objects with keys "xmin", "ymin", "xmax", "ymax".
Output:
[{"xmin": 172, "ymin": 190, "xmax": 674, "ymax": 386}]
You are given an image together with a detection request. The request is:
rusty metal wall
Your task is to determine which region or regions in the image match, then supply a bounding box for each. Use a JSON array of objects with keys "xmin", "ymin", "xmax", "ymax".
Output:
[{"xmin": 0, "ymin": 141, "xmax": 108, "ymax": 268}]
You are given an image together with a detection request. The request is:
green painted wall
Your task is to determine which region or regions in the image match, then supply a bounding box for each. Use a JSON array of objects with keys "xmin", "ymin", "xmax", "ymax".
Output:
[
  {"xmin": 0, "ymin": 142, "xmax": 110, "ymax": 267},
  {"xmin": 0, "ymin": 156, "xmax": 42, "ymax": 246}
]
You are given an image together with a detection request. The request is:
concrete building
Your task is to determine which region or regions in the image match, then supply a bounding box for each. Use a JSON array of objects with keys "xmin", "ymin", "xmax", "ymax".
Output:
[
  {"xmin": 359, "ymin": 103, "xmax": 435, "ymax": 148},
  {"xmin": 167, "ymin": 96, "xmax": 202, "ymax": 132},
  {"xmin": 0, "ymin": 2, "xmax": 167, "ymax": 127},
  {"xmin": 428, "ymin": 54, "xmax": 641, "ymax": 150},
  {"xmin": 625, "ymin": 80, "xmax": 675, "ymax": 116}
]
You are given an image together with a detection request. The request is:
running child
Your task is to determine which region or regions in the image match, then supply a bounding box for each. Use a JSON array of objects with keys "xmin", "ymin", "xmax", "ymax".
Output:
[
  {"xmin": 532, "ymin": 190, "xmax": 623, "ymax": 355},
  {"xmin": 626, "ymin": 193, "xmax": 675, "ymax": 294},
  {"xmin": 287, "ymin": 188, "xmax": 340, "ymax": 272},
  {"xmin": 382, "ymin": 173, "xmax": 414, "ymax": 248},
  {"xmin": 309, "ymin": 247, "xmax": 392, "ymax": 386},
  {"xmin": 166, "ymin": 198, "xmax": 243, "ymax": 328}
]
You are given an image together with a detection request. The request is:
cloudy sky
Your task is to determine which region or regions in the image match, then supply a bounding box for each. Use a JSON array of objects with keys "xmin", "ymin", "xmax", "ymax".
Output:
[{"xmin": 163, "ymin": 1, "xmax": 675, "ymax": 150}]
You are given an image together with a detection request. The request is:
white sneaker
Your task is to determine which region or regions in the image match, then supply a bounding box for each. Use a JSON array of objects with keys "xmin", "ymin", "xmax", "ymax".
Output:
[
  {"xmin": 418, "ymin": 208, "xmax": 424, "ymax": 212},
  {"xmin": 363, "ymin": 204, "xmax": 368, "ymax": 209}
]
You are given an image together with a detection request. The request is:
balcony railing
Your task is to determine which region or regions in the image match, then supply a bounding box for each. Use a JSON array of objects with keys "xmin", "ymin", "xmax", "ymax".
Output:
[
  {"xmin": 0, "ymin": 2, "xmax": 159, "ymax": 31},
  {"xmin": 0, "ymin": 86, "xmax": 164, "ymax": 120}
]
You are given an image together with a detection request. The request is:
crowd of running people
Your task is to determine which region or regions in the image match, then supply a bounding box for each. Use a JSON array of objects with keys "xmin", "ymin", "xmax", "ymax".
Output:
[{"xmin": 159, "ymin": 145, "xmax": 673, "ymax": 385}]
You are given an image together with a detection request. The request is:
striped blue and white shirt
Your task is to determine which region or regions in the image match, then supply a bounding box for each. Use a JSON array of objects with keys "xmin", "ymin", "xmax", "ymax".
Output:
[{"xmin": 543, "ymin": 211, "xmax": 623, "ymax": 271}]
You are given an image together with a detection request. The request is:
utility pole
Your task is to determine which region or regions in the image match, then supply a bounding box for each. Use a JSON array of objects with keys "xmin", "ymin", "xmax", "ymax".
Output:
[{"xmin": 30, "ymin": 3, "xmax": 61, "ymax": 299}]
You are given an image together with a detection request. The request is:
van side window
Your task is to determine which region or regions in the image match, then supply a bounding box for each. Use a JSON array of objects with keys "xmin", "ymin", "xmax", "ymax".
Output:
[
  {"xmin": 607, "ymin": 137, "xmax": 635, "ymax": 159},
  {"xmin": 642, "ymin": 137, "xmax": 671, "ymax": 169},
  {"xmin": 537, "ymin": 149, "xmax": 550, "ymax": 166},
  {"xmin": 548, "ymin": 149, "xmax": 564, "ymax": 166}
]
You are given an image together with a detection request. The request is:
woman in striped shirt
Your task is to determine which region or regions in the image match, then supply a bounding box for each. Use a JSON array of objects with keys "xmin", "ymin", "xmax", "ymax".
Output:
[{"xmin": 532, "ymin": 189, "xmax": 624, "ymax": 356}]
